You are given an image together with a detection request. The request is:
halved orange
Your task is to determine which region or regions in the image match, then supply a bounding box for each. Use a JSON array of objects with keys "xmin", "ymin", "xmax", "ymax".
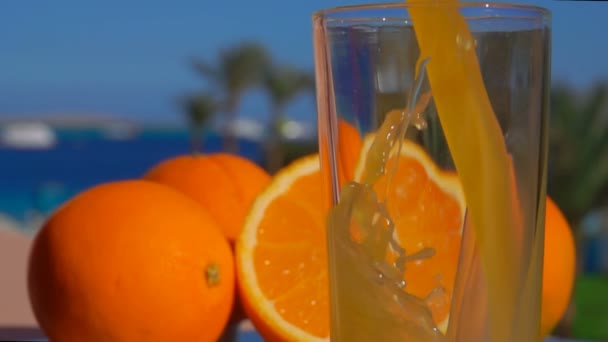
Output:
[
  {"xmin": 236, "ymin": 136, "xmax": 465, "ymax": 340},
  {"xmin": 354, "ymin": 135, "xmax": 465, "ymax": 331},
  {"xmin": 236, "ymin": 155, "xmax": 329, "ymax": 341}
]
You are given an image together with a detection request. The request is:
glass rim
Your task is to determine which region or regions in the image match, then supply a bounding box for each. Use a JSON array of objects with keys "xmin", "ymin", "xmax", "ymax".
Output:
[{"xmin": 312, "ymin": 2, "xmax": 550, "ymax": 21}]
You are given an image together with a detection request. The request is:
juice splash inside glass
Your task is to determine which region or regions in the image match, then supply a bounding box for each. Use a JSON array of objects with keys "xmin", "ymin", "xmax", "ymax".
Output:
[{"xmin": 313, "ymin": 3, "xmax": 551, "ymax": 341}]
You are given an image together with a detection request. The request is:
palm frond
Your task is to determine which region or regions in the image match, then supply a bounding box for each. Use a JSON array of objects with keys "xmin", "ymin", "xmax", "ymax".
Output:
[
  {"xmin": 191, "ymin": 58, "xmax": 220, "ymax": 82},
  {"xmin": 549, "ymin": 82, "xmax": 608, "ymax": 222},
  {"xmin": 221, "ymin": 42, "xmax": 270, "ymax": 94},
  {"xmin": 182, "ymin": 93, "xmax": 218, "ymax": 128},
  {"xmin": 264, "ymin": 65, "xmax": 315, "ymax": 107}
]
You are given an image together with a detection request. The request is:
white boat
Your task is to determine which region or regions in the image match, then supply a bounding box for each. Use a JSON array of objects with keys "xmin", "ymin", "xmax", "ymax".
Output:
[
  {"xmin": 0, "ymin": 122, "xmax": 57, "ymax": 149},
  {"xmin": 222, "ymin": 118, "xmax": 266, "ymax": 141}
]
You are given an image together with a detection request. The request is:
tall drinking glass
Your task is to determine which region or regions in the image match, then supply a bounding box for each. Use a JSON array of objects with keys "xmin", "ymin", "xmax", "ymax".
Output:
[{"xmin": 314, "ymin": 3, "xmax": 551, "ymax": 341}]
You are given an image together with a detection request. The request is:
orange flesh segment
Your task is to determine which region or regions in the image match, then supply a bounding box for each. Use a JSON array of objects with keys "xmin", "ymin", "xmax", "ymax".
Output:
[
  {"xmin": 273, "ymin": 272, "xmax": 330, "ymax": 338},
  {"xmin": 408, "ymin": 2, "xmax": 519, "ymax": 339},
  {"xmin": 247, "ymin": 141, "xmax": 463, "ymax": 339},
  {"xmin": 338, "ymin": 119, "xmax": 364, "ymax": 186},
  {"xmin": 357, "ymin": 139, "xmax": 464, "ymax": 325},
  {"xmin": 251, "ymin": 169, "xmax": 330, "ymax": 338}
]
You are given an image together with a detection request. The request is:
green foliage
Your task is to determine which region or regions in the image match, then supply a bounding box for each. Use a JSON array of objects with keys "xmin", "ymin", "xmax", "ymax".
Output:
[
  {"xmin": 192, "ymin": 42, "xmax": 270, "ymax": 110},
  {"xmin": 572, "ymin": 275, "xmax": 608, "ymax": 339},
  {"xmin": 262, "ymin": 63, "xmax": 316, "ymax": 173},
  {"xmin": 549, "ymin": 82, "xmax": 608, "ymax": 225},
  {"xmin": 183, "ymin": 93, "xmax": 217, "ymax": 128},
  {"xmin": 186, "ymin": 41, "xmax": 315, "ymax": 171},
  {"xmin": 282, "ymin": 140, "xmax": 319, "ymax": 166},
  {"xmin": 183, "ymin": 41, "xmax": 608, "ymax": 231},
  {"xmin": 190, "ymin": 42, "xmax": 271, "ymax": 152},
  {"xmin": 264, "ymin": 65, "xmax": 315, "ymax": 109},
  {"xmin": 181, "ymin": 93, "xmax": 217, "ymax": 153}
]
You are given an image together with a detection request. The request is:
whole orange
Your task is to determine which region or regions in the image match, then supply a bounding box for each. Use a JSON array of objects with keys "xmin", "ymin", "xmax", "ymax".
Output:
[
  {"xmin": 28, "ymin": 180, "xmax": 234, "ymax": 342},
  {"xmin": 541, "ymin": 196, "xmax": 576, "ymax": 338},
  {"xmin": 143, "ymin": 153, "xmax": 271, "ymax": 243}
]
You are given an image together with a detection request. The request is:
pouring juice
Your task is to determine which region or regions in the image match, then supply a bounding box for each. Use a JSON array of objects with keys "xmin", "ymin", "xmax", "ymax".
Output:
[{"xmin": 314, "ymin": 2, "xmax": 551, "ymax": 341}]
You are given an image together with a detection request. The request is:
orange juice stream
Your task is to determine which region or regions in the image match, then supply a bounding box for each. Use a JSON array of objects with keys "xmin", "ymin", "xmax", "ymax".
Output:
[
  {"xmin": 408, "ymin": 1, "xmax": 533, "ymax": 340},
  {"xmin": 327, "ymin": 1, "xmax": 542, "ymax": 341}
]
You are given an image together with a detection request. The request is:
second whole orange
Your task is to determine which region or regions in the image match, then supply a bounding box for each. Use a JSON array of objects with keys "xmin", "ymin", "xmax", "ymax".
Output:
[{"xmin": 143, "ymin": 153, "xmax": 271, "ymax": 243}]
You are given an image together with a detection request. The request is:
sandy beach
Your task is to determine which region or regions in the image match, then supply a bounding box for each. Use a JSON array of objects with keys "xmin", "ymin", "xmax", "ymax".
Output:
[{"xmin": 0, "ymin": 215, "xmax": 45, "ymax": 340}]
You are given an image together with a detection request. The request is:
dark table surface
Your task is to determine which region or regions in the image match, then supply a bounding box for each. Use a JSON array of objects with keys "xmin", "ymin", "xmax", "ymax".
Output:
[{"xmin": 0, "ymin": 326, "xmax": 591, "ymax": 342}]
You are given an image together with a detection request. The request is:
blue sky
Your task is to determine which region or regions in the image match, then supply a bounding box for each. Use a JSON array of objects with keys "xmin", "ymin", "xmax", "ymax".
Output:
[{"xmin": 0, "ymin": 0, "xmax": 607, "ymax": 125}]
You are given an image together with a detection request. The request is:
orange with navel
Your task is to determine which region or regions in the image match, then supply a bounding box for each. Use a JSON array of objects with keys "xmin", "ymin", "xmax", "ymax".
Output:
[
  {"xmin": 143, "ymin": 153, "xmax": 271, "ymax": 326},
  {"xmin": 28, "ymin": 180, "xmax": 234, "ymax": 342}
]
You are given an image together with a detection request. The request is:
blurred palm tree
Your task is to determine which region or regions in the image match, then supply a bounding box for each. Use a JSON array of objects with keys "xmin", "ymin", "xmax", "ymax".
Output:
[
  {"xmin": 548, "ymin": 82, "xmax": 608, "ymax": 227},
  {"xmin": 191, "ymin": 42, "xmax": 270, "ymax": 153},
  {"xmin": 263, "ymin": 64, "xmax": 315, "ymax": 173},
  {"xmin": 548, "ymin": 82, "xmax": 608, "ymax": 339},
  {"xmin": 182, "ymin": 93, "xmax": 217, "ymax": 154}
]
